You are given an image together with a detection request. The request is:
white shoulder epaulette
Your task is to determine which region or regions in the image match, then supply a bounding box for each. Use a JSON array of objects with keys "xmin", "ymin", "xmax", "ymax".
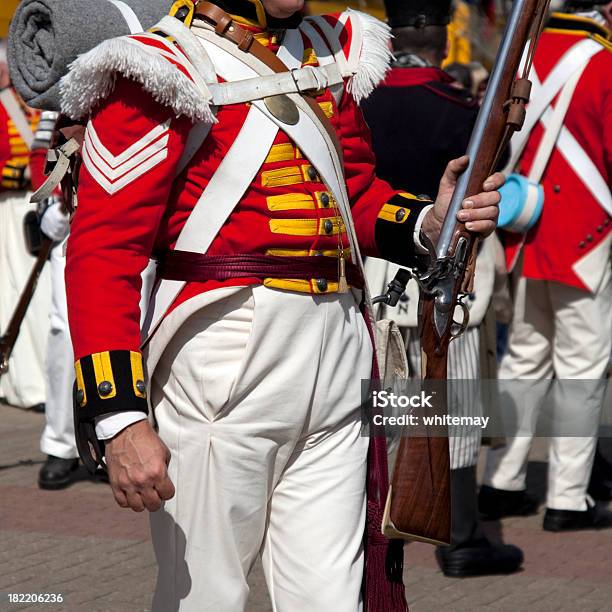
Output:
[
  {"xmin": 59, "ymin": 16, "xmax": 216, "ymax": 123},
  {"xmin": 301, "ymin": 9, "xmax": 392, "ymax": 103}
]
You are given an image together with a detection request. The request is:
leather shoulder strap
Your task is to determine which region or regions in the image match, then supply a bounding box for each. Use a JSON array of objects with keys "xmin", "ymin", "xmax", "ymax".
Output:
[{"xmin": 194, "ymin": 1, "xmax": 343, "ymax": 159}]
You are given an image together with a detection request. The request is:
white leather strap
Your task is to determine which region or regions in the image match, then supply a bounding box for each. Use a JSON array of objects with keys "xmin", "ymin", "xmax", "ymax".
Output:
[
  {"xmin": 195, "ymin": 27, "xmax": 360, "ymax": 261},
  {"xmin": 506, "ymin": 38, "xmax": 602, "ymax": 173},
  {"xmin": 540, "ymin": 102, "xmax": 612, "ymax": 217},
  {"xmin": 295, "ymin": 21, "xmax": 345, "ymax": 106},
  {"xmin": 0, "ymin": 88, "xmax": 34, "ymax": 149},
  {"xmin": 30, "ymin": 138, "xmax": 80, "ymax": 203},
  {"xmin": 208, "ymin": 64, "xmax": 343, "ymax": 106},
  {"xmin": 527, "ymin": 61, "xmax": 587, "ymax": 183},
  {"xmin": 107, "ymin": 0, "xmax": 143, "ymax": 34}
]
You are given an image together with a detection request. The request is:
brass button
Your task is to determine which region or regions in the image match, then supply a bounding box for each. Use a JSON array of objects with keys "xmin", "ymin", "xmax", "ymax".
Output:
[
  {"xmin": 320, "ymin": 192, "xmax": 331, "ymax": 207},
  {"xmin": 98, "ymin": 381, "xmax": 113, "ymax": 396},
  {"xmin": 316, "ymin": 278, "xmax": 328, "ymax": 292},
  {"xmin": 76, "ymin": 389, "xmax": 85, "ymax": 405},
  {"xmin": 597, "ymin": 225, "xmax": 603, "ymax": 233},
  {"xmin": 307, "ymin": 166, "xmax": 318, "ymax": 181},
  {"xmin": 324, "ymin": 219, "xmax": 334, "ymax": 234},
  {"xmin": 587, "ymin": 234, "xmax": 593, "ymax": 242},
  {"xmin": 395, "ymin": 208, "xmax": 406, "ymax": 222},
  {"xmin": 605, "ymin": 219, "xmax": 610, "ymax": 226},
  {"xmin": 136, "ymin": 380, "xmax": 146, "ymax": 394},
  {"xmin": 579, "ymin": 241, "xmax": 586, "ymax": 249},
  {"xmin": 553, "ymin": 185, "xmax": 561, "ymax": 193}
]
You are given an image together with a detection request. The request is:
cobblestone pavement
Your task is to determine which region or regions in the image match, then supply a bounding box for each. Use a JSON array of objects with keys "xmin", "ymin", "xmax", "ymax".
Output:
[{"xmin": 1, "ymin": 404, "xmax": 610, "ymax": 611}]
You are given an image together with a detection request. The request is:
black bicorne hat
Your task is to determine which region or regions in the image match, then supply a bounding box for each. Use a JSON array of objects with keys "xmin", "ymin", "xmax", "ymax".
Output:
[{"xmin": 383, "ymin": 0, "xmax": 453, "ymax": 29}]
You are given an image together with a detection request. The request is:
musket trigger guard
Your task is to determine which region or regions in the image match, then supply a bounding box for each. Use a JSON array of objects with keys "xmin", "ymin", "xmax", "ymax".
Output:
[{"xmin": 449, "ymin": 298, "xmax": 470, "ymax": 342}]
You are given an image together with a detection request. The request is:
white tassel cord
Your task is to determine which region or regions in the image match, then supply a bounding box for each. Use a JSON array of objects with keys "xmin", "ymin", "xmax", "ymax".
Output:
[
  {"xmin": 346, "ymin": 9, "xmax": 393, "ymax": 103},
  {"xmin": 60, "ymin": 37, "xmax": 216, "ymax": 123}
]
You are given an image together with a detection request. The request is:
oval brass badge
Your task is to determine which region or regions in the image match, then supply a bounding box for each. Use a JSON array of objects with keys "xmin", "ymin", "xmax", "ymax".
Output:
[{"xmin": 264, "ymin": 94, "xmax": 300, "ymax": 126}]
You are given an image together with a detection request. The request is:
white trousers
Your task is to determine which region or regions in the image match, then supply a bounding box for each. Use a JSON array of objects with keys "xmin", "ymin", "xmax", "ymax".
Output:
[
  {"xmin": 150, "ymin": 285, "xmax": 373, "ymax": 612},
  {"xmin": 404, "ymin": 326, "xmax": 482, "ymax": 470},
  {"xmin": 0, "ymin": 191, "xmax": 50, "ymax": 407},
  {"xmin": 483, "ymin": 272, "xmax": 612, "ymax": 510},
  {"xmin": 40, "ymin": 244, "xmax": 77, "ymax": 459}
]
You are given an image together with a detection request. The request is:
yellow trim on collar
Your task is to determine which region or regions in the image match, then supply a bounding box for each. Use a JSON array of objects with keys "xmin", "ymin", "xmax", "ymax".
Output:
[
  {"xmin": 168, "ymin": 0, "xmax": 196, "ymax": 28},
  {"xmin": 544, "ymin": 27, "xmax": 591, "ymax": 37},
  {"xmin": 592, "ymin": 34, "xmax": 612, "ymax": 51},
  {"xmin": 549, "ymin": 12, "xmax": 610, "ymax": 38},
  {"xmin": 230, "ymin": 0, "xmax": 267, "ymax": 29}
]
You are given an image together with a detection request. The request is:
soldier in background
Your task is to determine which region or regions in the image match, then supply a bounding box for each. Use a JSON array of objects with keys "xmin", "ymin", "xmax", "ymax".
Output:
[
  {"xmin": 481, "ymin": 0, "xmax": 612, "ymax": 531},
  {"xmin": 28, "ymin": 112, "xmax": 78, "ymax": 489},
  {"xmin": 363, "ymin": 0, "xmax": 523, "ymax": 577},
  {"xmin": 0, "ymin": 37, "xmax": 50, "ymax": 412}
]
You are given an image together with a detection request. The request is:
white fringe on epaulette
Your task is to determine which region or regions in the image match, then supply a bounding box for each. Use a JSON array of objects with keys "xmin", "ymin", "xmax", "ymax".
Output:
[
  {"xmin": 60, "ymin": 38, "xmax": 216, "ymax": 123},
  {"xmin": 346, "ymin": 9, "xmax": 392, "ymax": 104}
]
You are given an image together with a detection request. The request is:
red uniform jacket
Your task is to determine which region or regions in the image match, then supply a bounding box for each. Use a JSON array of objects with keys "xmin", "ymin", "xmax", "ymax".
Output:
[
  {"xmin": 505, "ymin": 13, "xmax": 612, "ymax": 292},
  {"xmin": 62, "ymin": 10, "xmax": 430, "ymax": 418}
]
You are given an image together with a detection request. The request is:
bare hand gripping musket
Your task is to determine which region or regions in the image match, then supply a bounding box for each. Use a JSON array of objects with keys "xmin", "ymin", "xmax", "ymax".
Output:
[{"xmin": 378, "ymin": 0, "xmax": 552, "ymax": 544}]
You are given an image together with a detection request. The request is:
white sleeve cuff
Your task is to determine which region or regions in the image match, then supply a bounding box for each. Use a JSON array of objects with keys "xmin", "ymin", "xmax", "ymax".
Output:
[
  {"xmin": 95, "ymin": 411, "xmax": 148, "ymax": 440},
  {"xmin": 413, "ymin": 204, "xmax": 434, "ymax": 254},
  {"xmin": 40, "ymin": 202, "xmax": 70, "ymax": 242}
]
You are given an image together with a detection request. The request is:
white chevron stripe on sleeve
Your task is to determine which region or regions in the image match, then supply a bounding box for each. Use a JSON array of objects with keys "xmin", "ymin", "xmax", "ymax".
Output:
[
  {"xmin": 82, "ymin": 140, "xmax": 169, "ymax": 195},
  {"xmin": 81, "ymin": 118, "xmax": 171, "ymax": 195},
  {"xmin": 84, "ymin": 128, "xmax": 170, "ymax": 180},
  {"xmin": 85, "ymin": 119, "xmax": 170, "ymax": 168}
]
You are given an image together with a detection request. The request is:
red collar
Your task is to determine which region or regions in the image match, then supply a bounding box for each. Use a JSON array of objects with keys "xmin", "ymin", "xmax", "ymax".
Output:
[{"xmin": 381, "ymin": 67, "xmax": 454, "ymax": 88}]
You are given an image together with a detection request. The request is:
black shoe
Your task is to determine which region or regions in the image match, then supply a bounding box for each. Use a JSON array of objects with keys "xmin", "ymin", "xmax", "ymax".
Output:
[
  {"xmin": 478, "ymin": 485, "xmax": 539, "ymax": 519},
  {"xmin": 435, "ymin": 538, "xmax": 524, "ymax": 577},
  {"xmin": 543, "ymin": 505, "xmax": 612, "ymax": 532},
  {"xmin": 29, "ymin": 403, "xmax": 46, "ymax": 413},
  {"xmin": 588, "ymin": 446, "xmax": 612, "ymax": 501},
  {"xmin": 38, "ymin": 455, "xmax": 79, "ymax": 490}
]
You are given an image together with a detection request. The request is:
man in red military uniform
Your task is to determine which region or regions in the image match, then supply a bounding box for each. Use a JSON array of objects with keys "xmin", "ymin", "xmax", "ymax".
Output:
[
  {"xmin": 481, "ymin": 1, "xmax": 612, "ymax": 531},
  {"xmin": 61, "ymin": 1, "xmax": 502, "ymax": 609},
  {"xmin": 0, "ymin": 42, "xmax": 49, "ymax": 411}
]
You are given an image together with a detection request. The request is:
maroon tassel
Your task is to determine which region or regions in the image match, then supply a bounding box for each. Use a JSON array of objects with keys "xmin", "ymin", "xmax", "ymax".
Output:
[
  {"xmin": 362, "ymin": 306, "xmax": 408, "ymax": 611},
  {"xmin": 364, "ymin": 444, "xmax": 408, "ymax": 612}
]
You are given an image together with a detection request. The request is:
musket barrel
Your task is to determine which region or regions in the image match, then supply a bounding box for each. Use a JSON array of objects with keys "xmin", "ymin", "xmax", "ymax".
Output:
[{"xmin": 436, "ymin": 0, "xmax": 528, "ymax": 258}]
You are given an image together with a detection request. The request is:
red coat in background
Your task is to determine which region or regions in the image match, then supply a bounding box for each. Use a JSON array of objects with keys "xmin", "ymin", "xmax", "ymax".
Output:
[
  {"xmin": 0, "ymin": 91, "xmax": 38, "ymax": 192},
  {"xmin": 505, "ymin": 12, "xmax": 611, "ymax": 293}
]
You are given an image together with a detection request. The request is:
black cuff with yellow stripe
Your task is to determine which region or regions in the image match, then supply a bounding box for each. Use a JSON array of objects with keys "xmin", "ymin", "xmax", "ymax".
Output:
[
  {"xmin": 375, "ymin": 192, "xmax": 432, "ymax": 267},
  {"xmin": 74, "ymin": 350, "xmax": 148, "ymax": 422}
]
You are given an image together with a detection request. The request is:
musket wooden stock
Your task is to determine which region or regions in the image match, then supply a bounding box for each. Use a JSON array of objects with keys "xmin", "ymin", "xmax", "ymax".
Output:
[
  {"xmin": 383, "ymin": 0, "xmax": 551, "ymax": 545},
  {"xmin": 0, "ymin": 237, "xmax": 53, "ymax": 376}
]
